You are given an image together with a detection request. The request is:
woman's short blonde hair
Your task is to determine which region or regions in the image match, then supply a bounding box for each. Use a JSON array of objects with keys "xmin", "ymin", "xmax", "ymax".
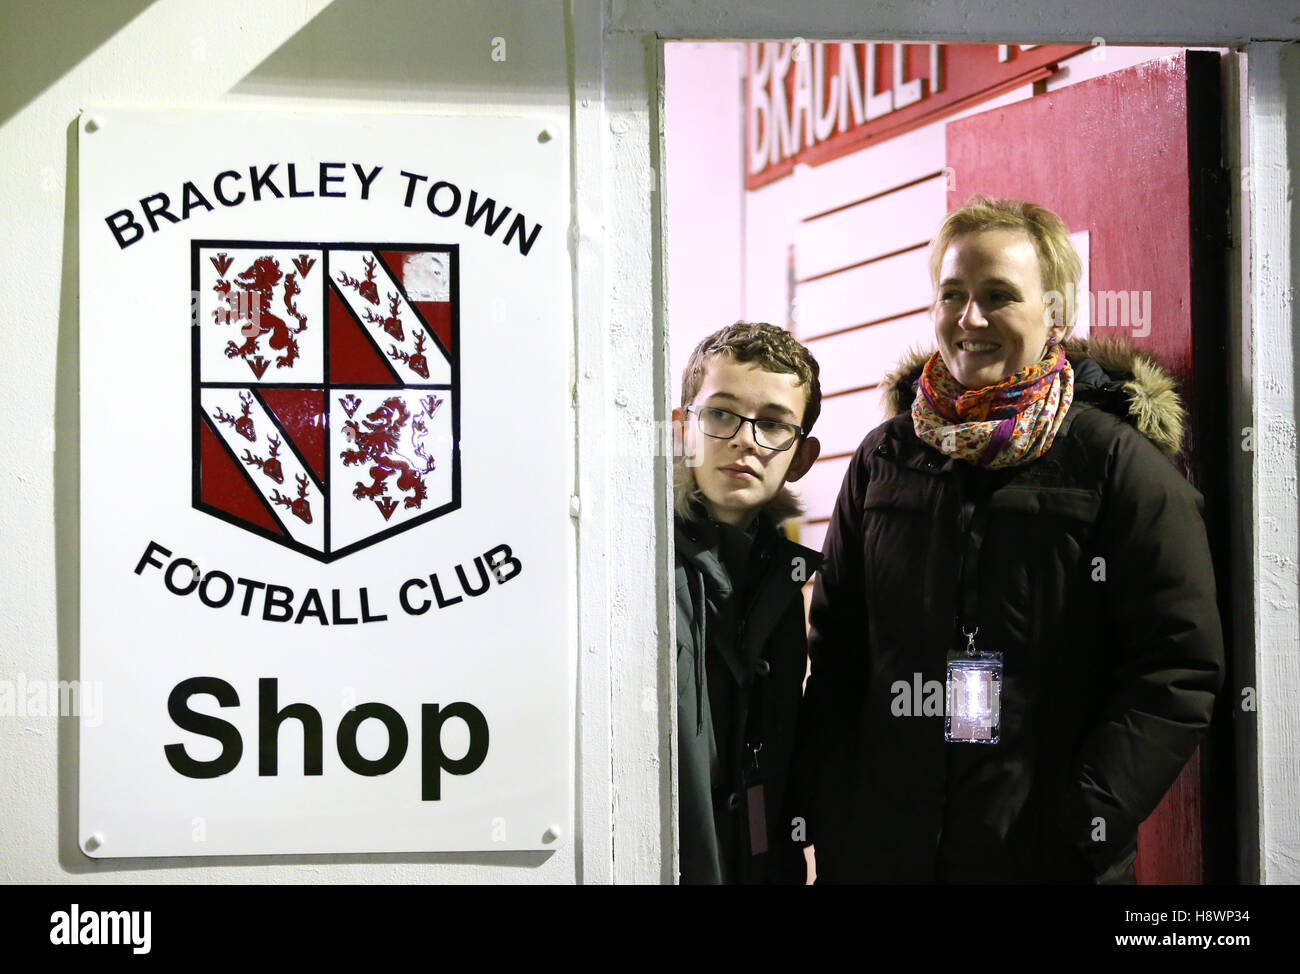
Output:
[{"xmin": 928, "ymin": 194, "xmax": 1083, "ymax": 336}]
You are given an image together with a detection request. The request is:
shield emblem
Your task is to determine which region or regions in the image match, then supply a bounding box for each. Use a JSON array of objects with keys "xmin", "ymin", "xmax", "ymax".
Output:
[{"xmin": 192, "ymin": 241, "xmax": 460, "ymax": 561}]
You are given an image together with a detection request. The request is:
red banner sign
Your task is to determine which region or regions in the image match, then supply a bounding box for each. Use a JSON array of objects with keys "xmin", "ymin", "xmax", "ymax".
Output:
[{"xmin": 746, "ymin": 41, "xmax": 1093, "ymax": 189}]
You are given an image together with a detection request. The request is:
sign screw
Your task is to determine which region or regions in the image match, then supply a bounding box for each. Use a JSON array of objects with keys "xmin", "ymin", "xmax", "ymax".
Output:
[
  {"xmin": 84, "ymin": 833, "xmax": 103, "ymax": 852},
  {"xmin": 543, "ymin": 825, "xmax": 562, "ymax": 843}
]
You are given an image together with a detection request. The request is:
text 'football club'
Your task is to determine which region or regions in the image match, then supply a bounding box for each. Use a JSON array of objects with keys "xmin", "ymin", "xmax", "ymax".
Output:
[{"xmin": 134, "ymin": 540, "xmax": 523, "ymax": 623}]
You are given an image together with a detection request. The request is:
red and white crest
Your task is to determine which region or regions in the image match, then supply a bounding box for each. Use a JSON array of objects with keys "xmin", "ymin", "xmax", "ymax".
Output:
[{"xmin": 193, "ymin": 241, "xmax": 459, "ymax": 560}]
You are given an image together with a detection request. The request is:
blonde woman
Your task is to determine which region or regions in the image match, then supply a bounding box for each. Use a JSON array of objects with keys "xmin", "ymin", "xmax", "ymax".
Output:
[{"xmin": 798, "ymin": 196, "xmax": 1223, "ymax": 884}]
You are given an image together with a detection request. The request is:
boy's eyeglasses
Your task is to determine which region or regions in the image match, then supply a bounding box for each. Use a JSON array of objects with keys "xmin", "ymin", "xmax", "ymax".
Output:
[{"xmin": 685, "ymin": 405, "xmax": 803, "ymax": 452}]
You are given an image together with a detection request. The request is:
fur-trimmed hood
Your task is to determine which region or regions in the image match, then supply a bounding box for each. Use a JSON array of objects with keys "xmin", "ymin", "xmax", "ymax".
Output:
[{"xmin": 880, "ymin": 335, "xmax": 1186, "ymax": 458}]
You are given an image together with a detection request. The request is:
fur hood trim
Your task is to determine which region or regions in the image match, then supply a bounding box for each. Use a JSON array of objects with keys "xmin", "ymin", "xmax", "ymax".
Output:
[{"xmin": 880, "ymin": 335, "xmax": 1186, "ymax": 457}]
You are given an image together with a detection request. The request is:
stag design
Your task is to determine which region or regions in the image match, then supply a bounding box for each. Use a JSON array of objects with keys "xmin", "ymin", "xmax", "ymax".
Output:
[
  {"xmin": 214, "ymin": 391, "xmax": 257, "ymax": 442},
  {"xmin": 388, "ymin": 330, "xmax": 429, "ymax": 378},
  {"xmin": 366, "ymin": 291, "xmax": 405, "ymax": 343},
  {"xmin": 270, "ymin": 474, "xmax": 313, "ymax": 525},
  {"xmin": 241, "ymin": 433, "xmax": 285, "ymax": 484},
  {"xmin": 337, "ymin": 255, "xmax": 380, "ymax": 305}
]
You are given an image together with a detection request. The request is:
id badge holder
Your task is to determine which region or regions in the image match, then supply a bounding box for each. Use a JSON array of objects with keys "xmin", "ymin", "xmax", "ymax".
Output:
[
  {"xmin": 742, "ymin": 743, "xmax": 768, "ymax": 856},
  {"xmin": 945, "ymin": 629, "xmax": 1003, "ymax": 744}
]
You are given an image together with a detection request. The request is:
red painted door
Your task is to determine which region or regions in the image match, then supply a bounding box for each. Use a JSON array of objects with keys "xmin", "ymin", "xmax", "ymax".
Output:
[{"xmin": 943, "ymin": 50, "xmax": 1232, "ymax": 884}]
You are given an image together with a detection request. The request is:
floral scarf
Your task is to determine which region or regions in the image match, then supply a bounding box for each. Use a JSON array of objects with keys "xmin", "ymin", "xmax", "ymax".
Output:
[{"xmin": 911, "ymin": 344, "xmax": 1074, "ymax": 468}]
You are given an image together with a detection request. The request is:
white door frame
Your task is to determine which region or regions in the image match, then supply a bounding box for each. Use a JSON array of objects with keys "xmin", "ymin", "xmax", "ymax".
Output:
[{"xmin": 574, "ymin": 0, "xmax": 1299, "ymax": 884}]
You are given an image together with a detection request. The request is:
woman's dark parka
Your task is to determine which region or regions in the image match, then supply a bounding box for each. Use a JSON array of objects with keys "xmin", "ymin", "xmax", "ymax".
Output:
[{"xmin": 797, "ymin": 337, "xmax": 1224, "ymax": 883}]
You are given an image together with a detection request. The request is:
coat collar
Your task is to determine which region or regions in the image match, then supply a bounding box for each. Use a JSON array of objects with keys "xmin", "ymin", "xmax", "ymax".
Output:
[
  {"xmin": 880, "ymin": 335, "xmax": 1187, "ymax": 458},
  {"xmin": 676, "ymin": 509, "xmax": 823, "ymax": 686},
  {"xmin": 675, "ymin": 507, "xmax": 823, "ymax": 589}
]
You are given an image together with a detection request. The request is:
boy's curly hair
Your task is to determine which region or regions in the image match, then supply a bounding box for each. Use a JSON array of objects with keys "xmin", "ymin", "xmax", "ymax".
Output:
[{"xmin": 679, "ymin": 321, "xmax": 822, "ymax": 433}]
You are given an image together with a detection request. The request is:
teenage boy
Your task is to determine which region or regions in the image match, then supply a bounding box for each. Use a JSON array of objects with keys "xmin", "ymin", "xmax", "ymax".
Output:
[{"xmin": 672, "ymin": 321, "xmax": 822, "ymax": 884}]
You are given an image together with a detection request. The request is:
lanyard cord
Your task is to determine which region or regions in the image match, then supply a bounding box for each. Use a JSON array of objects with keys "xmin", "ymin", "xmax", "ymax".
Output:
[{"xmin": 954, "ymin": 468, "xmax": 994, "ymax": 656}]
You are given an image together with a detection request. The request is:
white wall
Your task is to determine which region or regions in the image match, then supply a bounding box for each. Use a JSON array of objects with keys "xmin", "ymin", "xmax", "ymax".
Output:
[
  {"xmin": 1246, "ymin": 41, "xmax": 1300, "ymax": 885},
  {"xmin": 0, "ymin": 0, "xmax": 624, "ymax": 885},
  {"xmin": 2, "ymin": 0, "xmax": 1298, "ymax": 886}
]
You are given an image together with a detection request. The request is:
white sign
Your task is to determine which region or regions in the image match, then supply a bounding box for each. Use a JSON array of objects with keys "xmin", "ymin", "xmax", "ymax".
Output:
[{"xmin": 78, "ymin": 108, "xmax": 572, "ymax": 857}]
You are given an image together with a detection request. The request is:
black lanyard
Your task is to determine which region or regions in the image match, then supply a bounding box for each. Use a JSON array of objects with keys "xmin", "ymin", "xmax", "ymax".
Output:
[{"xmin": 953, "ymin": 466, "xmax": 994, "ymax": 656}]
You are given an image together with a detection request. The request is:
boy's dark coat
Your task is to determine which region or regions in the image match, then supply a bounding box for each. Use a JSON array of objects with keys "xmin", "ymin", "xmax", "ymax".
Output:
[{"xmin": 675, "ymin": 485, "xmax": 822, "ymax": 885}]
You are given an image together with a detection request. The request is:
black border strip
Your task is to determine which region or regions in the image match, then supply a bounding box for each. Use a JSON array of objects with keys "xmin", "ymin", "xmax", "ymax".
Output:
[
  {"xmin": 191, "ymin": 242, "xmax": 202, "ymax": 512},
  {"xmin": 323, "ymin": 246, "xmax": 331, "ymax": 558},
  {"xmin": 249, "ymin": 387, "xmax": 327, "ymax": 494},
  {"xmin": 449, "ymin": 244, "xmax": 461, "ymax": 515},
  {"xmin": 197, "ymin": 408, "xmax": 294, "ymax": 540},
  {"xmin": 192, "ymin": 239, "xmax": 463, "ymax": 563},
  {"xmin": 372, "ymin": 247, "xmax": 455, "ymax": 366},
  {"xmin": 325, "ymin": 275, "xmax": 406, "ymax": 387},
  {"xmin": 328, "ymin": 498, "xmax": 463, "ymax": 560}
]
